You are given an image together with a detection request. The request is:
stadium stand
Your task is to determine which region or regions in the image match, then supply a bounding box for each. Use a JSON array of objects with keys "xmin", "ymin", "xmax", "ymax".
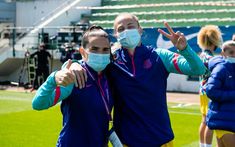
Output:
[{"xmin": 78, "ymin": 0, "xmax": 235, "ymax": 28}]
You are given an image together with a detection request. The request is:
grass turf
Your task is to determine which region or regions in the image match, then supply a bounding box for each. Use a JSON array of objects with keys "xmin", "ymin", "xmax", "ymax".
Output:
[{"xmin": 0, "ymin": 90, "xmax": 215, "ymax": 146}]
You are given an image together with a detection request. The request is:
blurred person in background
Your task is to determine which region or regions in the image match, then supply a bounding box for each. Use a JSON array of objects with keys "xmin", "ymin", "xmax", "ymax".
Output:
[
  {"xmin": 71, "ymin": 42, "xmax": 82, "ymax": 61},
  {"xmin": 206, "ymin": 40, "xmax": 235, "ymax": 147},
  {"xmin": 197, "ymin": 25, "xmax": 223, "ymax": 147},
  {"xmin": 30, "ymin": 43, "xmax": 52, "ymax": 89},
  {"xmin": 60, "ymin": 42, "xmax": 82, "ymax": 63}
]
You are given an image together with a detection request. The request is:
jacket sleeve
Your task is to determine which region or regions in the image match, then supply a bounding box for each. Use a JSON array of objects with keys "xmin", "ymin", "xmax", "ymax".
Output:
[
  {"xmin": 156, "ymin": 44, "xmax": 206, "ymax": 76},
  {"xmin": 32, "ymin": 71, "xmax": 74, "ymax": 110},
  {"xmin": 206, "ymin": 64, "xmax": 235, "ymax": 102},
  {"xmin": 30, "ymin": 51, "xmax": 38, "ymax": 58}
]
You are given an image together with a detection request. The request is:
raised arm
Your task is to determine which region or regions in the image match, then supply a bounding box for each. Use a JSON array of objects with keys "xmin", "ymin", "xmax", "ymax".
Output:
[
  {"xmin": 157, "ymin": 22, "xmax": 205, "ymax": 75},
  {"xmin": 156, "ymin": 46, "xmax": 205, "ymax": 75},
  {"xmin": 65, "ymin": 61, "xmax": 87, "ymax": 89},
  {"xmin": 32, "ymin": 60, "xmax": 75, "ymax": 110}
]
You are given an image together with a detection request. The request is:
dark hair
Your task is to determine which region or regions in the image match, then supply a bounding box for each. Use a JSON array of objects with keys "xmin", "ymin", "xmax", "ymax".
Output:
[{"xmin": 82, "ymin": 25, "xmax": 109, "ymax": 48}]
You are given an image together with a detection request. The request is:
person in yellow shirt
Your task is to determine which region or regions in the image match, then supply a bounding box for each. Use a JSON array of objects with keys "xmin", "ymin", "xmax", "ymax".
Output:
[{"xmin": 197, "ymin": 25, "xmax": 223, "ymax": 147}]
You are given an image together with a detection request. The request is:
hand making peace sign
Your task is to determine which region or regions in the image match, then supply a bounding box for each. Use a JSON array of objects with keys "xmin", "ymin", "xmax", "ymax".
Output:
[{"xmin": 158, "ymin": 22, "xmax": 187, "ymax": 51}]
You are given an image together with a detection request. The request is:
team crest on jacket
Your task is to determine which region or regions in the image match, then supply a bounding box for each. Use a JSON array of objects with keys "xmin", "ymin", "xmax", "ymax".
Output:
[{"xmin": 143, "ymin": 58, "xmax": 152, "ymax": 69}]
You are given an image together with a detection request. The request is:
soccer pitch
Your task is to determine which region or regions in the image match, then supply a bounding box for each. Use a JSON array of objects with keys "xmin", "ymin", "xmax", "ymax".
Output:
[{"xmin": 0, "ymin": 90, "xmax": 214, "ymax": 146}]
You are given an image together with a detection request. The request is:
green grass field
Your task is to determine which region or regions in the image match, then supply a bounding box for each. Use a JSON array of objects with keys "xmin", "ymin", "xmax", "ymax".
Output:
[{"xmin": 0, "ymin": 90, "xmax": 215, "ymax": 147}]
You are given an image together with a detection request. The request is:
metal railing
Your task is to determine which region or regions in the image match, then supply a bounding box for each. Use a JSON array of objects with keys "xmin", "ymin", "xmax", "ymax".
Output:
[{"xmin": 13, "ymin": 0, "xmax": 75, "ymax": 42}]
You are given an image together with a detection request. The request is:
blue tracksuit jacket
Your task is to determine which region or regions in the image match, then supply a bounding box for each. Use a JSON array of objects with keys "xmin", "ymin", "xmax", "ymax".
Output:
[
  {"xmin": 107, "ymin": 44, "xmax": 205, "ymax": 146},
  {"xmin": 32, "ymin": 62, "xmax": 113, "ymax": 147}
]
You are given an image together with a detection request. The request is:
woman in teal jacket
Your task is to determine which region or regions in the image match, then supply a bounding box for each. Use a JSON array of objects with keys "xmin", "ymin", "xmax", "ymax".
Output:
[{"xmin": 32, "ymin": 26, "xmax": 115, "ymax": 147}]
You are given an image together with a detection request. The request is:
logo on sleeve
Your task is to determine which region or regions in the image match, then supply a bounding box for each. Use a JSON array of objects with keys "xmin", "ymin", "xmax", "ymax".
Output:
[{"xmin": 85, "ymin": 83, "xmax": 93, "ymax": 88}]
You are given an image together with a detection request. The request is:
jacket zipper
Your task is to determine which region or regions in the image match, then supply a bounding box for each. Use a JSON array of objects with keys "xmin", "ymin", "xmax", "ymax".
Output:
[
  {"xmin": 98, "ymin": 75, "xmax": 105, "ymax": 98},
  {"xmin": 128, "ymin": 52, "xmax": 136, "ymax": 76}
]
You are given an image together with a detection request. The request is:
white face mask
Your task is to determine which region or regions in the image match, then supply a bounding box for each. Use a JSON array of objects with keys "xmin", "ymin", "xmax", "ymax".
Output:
[
  {"xmin": 226, "ymin": 57, "xmax": 235, "ymax": 63},
  {"xmin": 117, "ymin": 29, "xmax": 141, "ymax": 50},
  {"xmin": 86, "ymin": 52, "xmax": 110, "ymax": 72}
]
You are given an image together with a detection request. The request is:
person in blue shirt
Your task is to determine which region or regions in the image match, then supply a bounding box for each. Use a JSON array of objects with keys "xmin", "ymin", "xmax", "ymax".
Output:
[
  {"xmin": 32, "ymin": 26, "xmax": 114, "ymax": 147},
  {"xmin": 206, "ymin": 40, "xmax": 235, "ymax": 147},
  {"xmin": 68, "ymin": 13, "xmax": 206, "ymax": 146}
]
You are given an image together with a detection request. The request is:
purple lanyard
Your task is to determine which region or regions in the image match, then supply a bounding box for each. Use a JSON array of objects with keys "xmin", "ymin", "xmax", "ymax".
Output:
[{"xmin": 84, "ymin": 65, "xmax": 112, "ymax": 121}]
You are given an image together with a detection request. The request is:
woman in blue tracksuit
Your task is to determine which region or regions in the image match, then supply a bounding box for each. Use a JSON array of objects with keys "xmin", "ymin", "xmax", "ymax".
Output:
[
  {"xmin": 32, "ymin": 26, "xmax": 113, "ymax": 147},
  {"xmin": 206, "ymin": 40, "xmax": 235, "ymax": 147}
]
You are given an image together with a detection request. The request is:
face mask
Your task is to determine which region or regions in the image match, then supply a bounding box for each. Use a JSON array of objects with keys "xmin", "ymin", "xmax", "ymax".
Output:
[
  {"xmin": 117, "ymin": 29, "xmax": 141, "ymax": 50},
  {"xmin": 226, "ymin": 57, "xmax": 235, "ymax": 63},
  {"xmin": 86, "ymin": 52, "xmax": 110, "ymax": 72}
]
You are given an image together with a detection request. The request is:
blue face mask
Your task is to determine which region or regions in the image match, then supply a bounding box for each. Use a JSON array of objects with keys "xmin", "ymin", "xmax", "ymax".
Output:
[
  {"xmin": 86, "ymin": 52, "xmax": 110, "ymax": 72},
  {"xmin": 117, "ymin": 29, "xmax": 141, "ymax": 50},
  {"xmin": 226, "ymin": 57, "xmax": 235, "ymax": 63}
]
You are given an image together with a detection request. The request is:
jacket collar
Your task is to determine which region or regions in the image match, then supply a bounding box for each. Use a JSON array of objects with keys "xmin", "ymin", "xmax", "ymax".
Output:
[{"xmin": 122, "ymin": 44, "xmax": 152, "ymax": 59}]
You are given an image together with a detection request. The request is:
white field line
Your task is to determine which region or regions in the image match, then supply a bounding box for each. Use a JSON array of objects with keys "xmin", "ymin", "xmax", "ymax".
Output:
[
  {"xmin": 169, "ymin": 103, "xmax": 200, "ymax": 115},
  {"xmin": 169, "ymin": 110, "xmax": 201, "ymax": 116},
  {"xmin": 171, "ymin": 103, "xmax": 193, "ymax": 108},
  {"xmin": 0, "ymin": 97, "xmax": 32, "ymax": 102}
]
